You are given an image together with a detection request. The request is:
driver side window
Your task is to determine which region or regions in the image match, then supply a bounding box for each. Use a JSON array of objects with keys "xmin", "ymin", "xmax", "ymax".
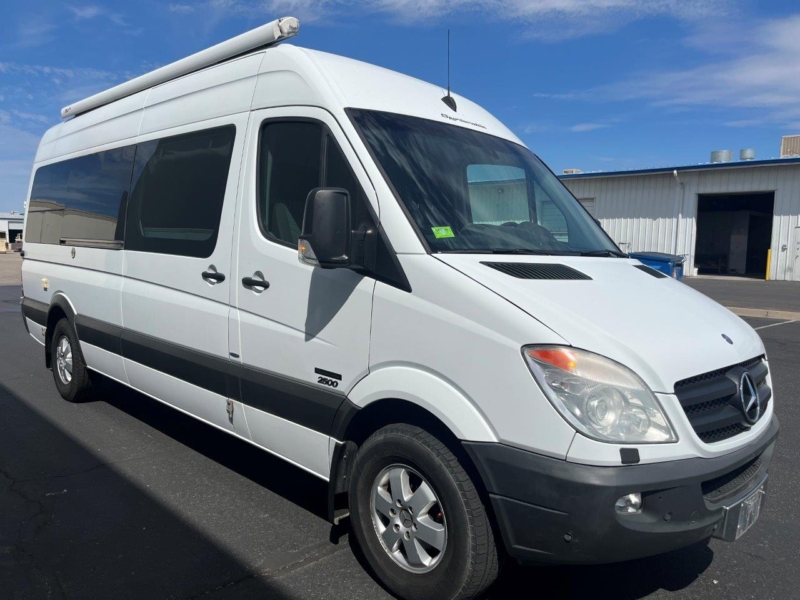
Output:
[
  {"xmin": 258, "ymin": 121, "xmax": 373, "ymax": 247},
  {"xmin": 259, "ymin": 121, "xmax": 322, "ymax": 246}
]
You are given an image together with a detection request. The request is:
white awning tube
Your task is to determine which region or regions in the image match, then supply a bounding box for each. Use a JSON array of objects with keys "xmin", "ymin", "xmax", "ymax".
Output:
[{"xmin": 60, "ymin": 16, "xmax": 300, "ymax": 119}]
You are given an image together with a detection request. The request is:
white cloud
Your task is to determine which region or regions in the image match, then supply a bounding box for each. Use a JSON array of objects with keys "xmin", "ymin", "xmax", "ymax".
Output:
[
  {"xmin": 520, "ymin": 121, "xmax": 550, "ymax": 134},
  {"xmin": 0, "ymin": 62, "xmax": 124, "ymax": 144},
  {"xmin": 16, "ymin": 17, "xmax": 57, "ymax": 48},
  {"xmin": 10, "ymin": 110, "xmax": 50, "ymax": 125},
  {"xmin": 168, "ymin": 3, "xmax": 196, "ymax": 13},
  {"xmin": 533, "ymin": 91, "xmax": 582, "ymax": 100},
  {"xmin": 0, "ymin": 62, "xmax": 118, "ymax": 83},
  {"xmin": 538, "ymin": 14, "xmax": 800, "ymax": 128},
  {"xmin": 570, "ymin": 122, "xmax": 609, "ymax": 132},
  {"xmin": 68, "ymin": 5, "xmax": 104, "ymax": 20},
  {"xmin": 181, "ymin": 0, "xmax": 731, "ymax": 40},
  {"xmin": 366, "ymin": 0, "xmax": 730, "ymax": 40},
  {"xmin": 67, "ymin": 5, "xmax": 129, "ymax": 26}
]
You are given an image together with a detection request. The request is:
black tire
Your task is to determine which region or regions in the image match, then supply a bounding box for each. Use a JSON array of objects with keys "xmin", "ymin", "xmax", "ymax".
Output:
[
  {"xmin": 50, "ymin": 318, "xmax": 92, "ymax": 402},
  {"xmin": 349, "ymin": 424, "xmax": 498, "ymax": 600}
]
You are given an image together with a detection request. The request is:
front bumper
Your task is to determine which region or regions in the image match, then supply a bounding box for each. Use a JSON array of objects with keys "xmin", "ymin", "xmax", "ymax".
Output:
[{"xmin": 463, "ymin": 415, "xmax": 779, "ymax": 565}]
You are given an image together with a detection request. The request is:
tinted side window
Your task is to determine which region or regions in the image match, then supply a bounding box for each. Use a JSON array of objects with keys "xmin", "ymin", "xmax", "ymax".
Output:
[
  {"xmin": 25, "ymin": 146, "xmax": 135, "ymax": 245},
  {"xmin": 258, "ymin": 122, "xmax": 322, "ymax": 246},
  {"xmin": 126, "ymin": 125, "xmax": 236, "ymax": 258}
]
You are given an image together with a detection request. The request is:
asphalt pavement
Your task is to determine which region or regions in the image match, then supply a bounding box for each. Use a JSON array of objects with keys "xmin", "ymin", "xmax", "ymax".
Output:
[
  {"xmin": 1, "ymin": 280, "xmax": 799, "ymax": 599},
  {"xmin": 683, "ymin": 277, "xmax": 800, "ymax": 317}
]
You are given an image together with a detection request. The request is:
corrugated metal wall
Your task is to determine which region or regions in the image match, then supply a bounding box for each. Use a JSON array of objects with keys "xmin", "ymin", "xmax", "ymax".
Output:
[{"xmin": 562, "ymin": 164, "xmax": 800, "ymax": 281}]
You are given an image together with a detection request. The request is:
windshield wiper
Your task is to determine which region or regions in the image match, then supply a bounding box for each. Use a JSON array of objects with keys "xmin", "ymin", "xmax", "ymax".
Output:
[{"xmin": 577, "ymin": 249, "xmax": 628, "ymax": 258}]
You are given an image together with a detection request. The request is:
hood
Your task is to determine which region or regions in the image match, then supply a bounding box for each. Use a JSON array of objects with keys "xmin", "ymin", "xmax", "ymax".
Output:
[{"xmin": 436, "ymin": 255, "xmax": 764, "ymax": 393}]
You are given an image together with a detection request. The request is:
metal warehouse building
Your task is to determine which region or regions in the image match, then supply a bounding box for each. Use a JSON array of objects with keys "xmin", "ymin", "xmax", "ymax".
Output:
[
  {"xmin": 0, "ymin": 212, "xmax": 24, "ymax": 252},
  {"xmin": 560, "ymin": 155, "xmax": 800, "ymax": 282}
]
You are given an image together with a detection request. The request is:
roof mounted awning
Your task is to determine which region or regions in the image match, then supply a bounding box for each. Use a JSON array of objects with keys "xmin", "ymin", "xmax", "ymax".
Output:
[{"xmin": 60, "ymin": 16, "xmax": 300, "ymax": 120}]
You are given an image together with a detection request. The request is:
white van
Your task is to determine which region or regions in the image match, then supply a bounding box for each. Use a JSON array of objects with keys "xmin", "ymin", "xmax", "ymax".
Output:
[{"xmin": 21, "ymin": 17, "xmax": 778, "ymax": 600}]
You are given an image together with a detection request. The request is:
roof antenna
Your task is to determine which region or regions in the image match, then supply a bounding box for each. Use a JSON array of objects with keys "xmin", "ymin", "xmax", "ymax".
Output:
[{"xmin": 441, "ymin": 29, "xmax": 457, "ymax": 112}]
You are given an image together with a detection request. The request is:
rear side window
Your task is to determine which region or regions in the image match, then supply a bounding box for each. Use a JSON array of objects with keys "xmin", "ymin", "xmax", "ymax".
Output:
[
  {"xmin": 125, "ymin": 125, "xmax": 236, "ymax": 258},
  {"xmin": 25, "ymin": 145, "xmax": 135, "ymax": 245}
]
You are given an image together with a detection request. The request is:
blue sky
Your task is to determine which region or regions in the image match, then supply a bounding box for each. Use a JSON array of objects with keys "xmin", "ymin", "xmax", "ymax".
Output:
[{"xmin": 2, "ymin": 0, "xmax": 800, "ymax": 212}]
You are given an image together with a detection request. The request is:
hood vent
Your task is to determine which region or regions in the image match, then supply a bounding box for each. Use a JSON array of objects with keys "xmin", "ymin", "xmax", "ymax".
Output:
[
  {"xmin": 482, "ymin": 262, "xmax": 591, "ymax": 280},
  {"xmin": 633, "ymin": 264, "xmax": 668, "ymax": 279}
]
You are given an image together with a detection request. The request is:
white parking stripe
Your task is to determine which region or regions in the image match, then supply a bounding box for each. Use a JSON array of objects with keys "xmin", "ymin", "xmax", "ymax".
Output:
[{"xmin": 754, "ymin": 320, "xmax": 797, "ymax": 331}]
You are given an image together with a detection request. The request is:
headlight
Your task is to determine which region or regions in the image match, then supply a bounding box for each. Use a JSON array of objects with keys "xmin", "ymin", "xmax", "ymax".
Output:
[{"xmin": 523, "ymin": 346, "xmax": 677, "ymax": 444}]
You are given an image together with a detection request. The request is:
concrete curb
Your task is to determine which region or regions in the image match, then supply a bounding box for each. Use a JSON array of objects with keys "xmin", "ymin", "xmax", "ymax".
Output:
[{"xmin": 727, "ymin": 306, "xmax": 800, "ymax": 321}]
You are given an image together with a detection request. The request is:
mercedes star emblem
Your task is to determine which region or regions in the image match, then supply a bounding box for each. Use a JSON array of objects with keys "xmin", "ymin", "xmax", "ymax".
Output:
[{"xmin": 739, "ymin": 371, "xmax": 761, "ymax": 425}]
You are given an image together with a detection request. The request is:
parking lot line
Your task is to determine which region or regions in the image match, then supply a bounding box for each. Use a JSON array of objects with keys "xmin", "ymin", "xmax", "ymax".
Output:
[{"xmin": 754, "ymin": 320, "xmax": 797, "ymax": 331}]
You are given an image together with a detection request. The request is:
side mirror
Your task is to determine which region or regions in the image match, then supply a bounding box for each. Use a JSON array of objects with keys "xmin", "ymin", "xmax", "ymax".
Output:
[{"xmin": 298, "ymin": 188, "xmax": 351, "ymax": 269}]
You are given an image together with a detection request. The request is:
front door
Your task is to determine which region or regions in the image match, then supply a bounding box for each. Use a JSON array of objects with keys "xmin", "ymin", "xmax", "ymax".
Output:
[
  {"xmin": 121, "ymin": 114, "xmax": 249, "ymax": 435},
  {"xmin": 232, "ymin": 107, "xmax": 377, "ymax": 478}
]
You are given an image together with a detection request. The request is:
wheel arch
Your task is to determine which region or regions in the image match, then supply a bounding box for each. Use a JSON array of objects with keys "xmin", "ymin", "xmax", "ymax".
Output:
[
  {"xmin": 44, "ymin": 293, "xmax": 76, "ymax": 368},
  {"xmin": 341, "ymin": 365, "xmax": 497, "ymax": 444},
  {"xmin": 327, "ymin": 365, "xmax": 499, "ymax": 525}
]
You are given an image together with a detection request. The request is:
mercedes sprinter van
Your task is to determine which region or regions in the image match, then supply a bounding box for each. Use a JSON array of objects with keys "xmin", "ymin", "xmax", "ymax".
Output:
[{"xmin": 21, "ymin": 17, "xmax": 778, "ymax": 600}]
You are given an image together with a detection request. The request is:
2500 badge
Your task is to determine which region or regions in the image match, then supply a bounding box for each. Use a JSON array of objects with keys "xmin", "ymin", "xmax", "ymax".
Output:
[
  {"xmin": 314, "ymin": 368, "xmax": 342, "ymax": 389},
  {"xmin": 317, "ymin": 376, "xmax": 339, "ymax": 388}
]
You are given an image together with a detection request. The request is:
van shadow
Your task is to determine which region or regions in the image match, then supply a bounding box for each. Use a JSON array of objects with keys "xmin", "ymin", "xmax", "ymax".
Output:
[
  {"xmin": 94, "ymin": 375, "xmax": 330, "ymax": 519},
  {"xmin": 304, "ymin": 267, "xmax": 362, "ymax": 341},
  {"xmin": 484, "ymin": 541, "xmax": 715, "ymax": 599},
  {"xmin": 0, "ymin": 375, "xmax": 329, "ymax": 599},
  {"xmin": 93, "ymin": 374, "xmax": 716, "ymax": 600}
]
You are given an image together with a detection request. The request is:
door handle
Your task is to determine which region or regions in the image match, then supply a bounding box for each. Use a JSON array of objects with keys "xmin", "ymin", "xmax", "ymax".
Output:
[
  {"xmin": 202, "ymin": 270, "xmax": 226, "ymax": 283},
  {"xmin": 242, "ymin": 276, "xmax": 269, "ymax": 290}
]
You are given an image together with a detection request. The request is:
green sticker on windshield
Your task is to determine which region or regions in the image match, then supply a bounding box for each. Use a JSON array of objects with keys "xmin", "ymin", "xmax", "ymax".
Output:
[{"xmin": 431, "ymin": 226, "xmax": 455, "ymax": 239}]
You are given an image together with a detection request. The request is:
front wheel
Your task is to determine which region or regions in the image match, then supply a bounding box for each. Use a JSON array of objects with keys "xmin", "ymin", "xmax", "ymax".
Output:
[{"xmin": 349, "ymin": 424, "xmax": 498, "ymax": 600}]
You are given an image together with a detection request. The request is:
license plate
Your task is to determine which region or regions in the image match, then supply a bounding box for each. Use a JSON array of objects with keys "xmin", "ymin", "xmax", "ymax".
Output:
[
  {"xmin": 735, "ymin": 484, "xmax": 765, "ymax": 540},
  {"xmin": 714, "ymin": 477, "xmax": 767, "ymax": 542}
]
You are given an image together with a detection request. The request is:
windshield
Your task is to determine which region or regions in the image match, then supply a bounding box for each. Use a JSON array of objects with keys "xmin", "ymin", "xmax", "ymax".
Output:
[{"xmin": 350, "ymin": 109, "xmax": 621, "ymax": 255}]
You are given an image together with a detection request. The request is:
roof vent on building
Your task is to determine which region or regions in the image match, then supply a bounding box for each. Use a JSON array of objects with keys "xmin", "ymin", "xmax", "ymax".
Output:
[
  {"xmin": 563, "ymin": 168, "xmax": 582, "ymax": 175},
  {"xmin": 740, "ymin": 148, "xmax": 755, "ymax": 161},
  {"xmin": 710, "ymin": 150, "xmax": 733, "ymax": 163},
  {"xmin": 781, "ymin": 135, "xmax": 800, "ymax": 158}
]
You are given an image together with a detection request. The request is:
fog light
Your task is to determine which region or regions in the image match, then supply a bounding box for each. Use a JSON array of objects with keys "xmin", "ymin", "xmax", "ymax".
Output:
[{"xmin": 615, "ymin": 493, "xmax": 642, "ymax": 514}]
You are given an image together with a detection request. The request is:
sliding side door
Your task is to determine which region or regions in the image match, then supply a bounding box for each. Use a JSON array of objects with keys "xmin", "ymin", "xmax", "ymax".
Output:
[{"xmin": 121, "ymin": 114, "xmax": 249, "ymax": 436}]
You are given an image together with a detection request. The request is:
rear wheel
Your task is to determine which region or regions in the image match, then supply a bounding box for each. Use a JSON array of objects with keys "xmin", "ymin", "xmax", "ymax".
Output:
[
  {"xmin": 349, "ymin": 424, "xmax": 498, "ymax": 600},
  {"xmin": 50, "ymin": 318, "xmax": 92, "ymax": 402}
]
